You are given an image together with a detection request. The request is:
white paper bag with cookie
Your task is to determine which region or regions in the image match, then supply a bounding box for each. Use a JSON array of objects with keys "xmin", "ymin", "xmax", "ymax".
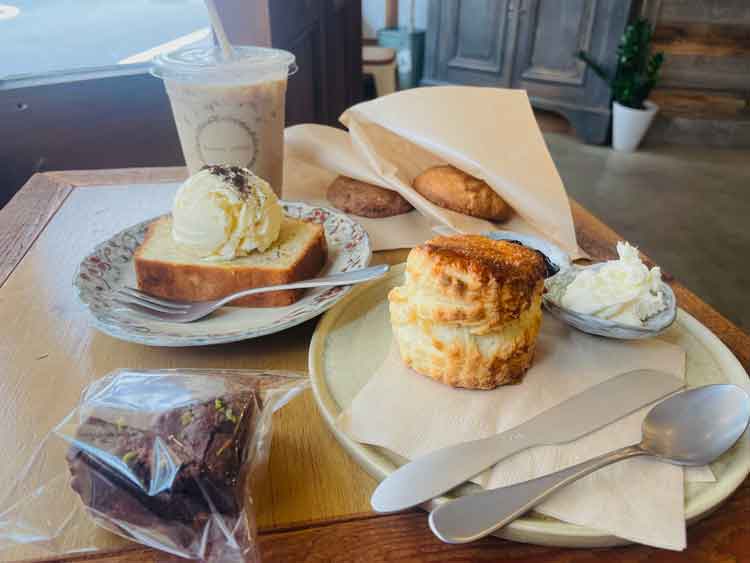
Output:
[
  {"xmin": 283, "ymin": 125, "xmax": 438, "ymax": 251},
  {"xmin": 284, "ymin": 86, "xmax": 585, "ymax": 258}
]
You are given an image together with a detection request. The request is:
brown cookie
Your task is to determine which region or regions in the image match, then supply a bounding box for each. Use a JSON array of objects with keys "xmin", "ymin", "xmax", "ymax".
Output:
[
  {"xmin": 326, "ymin": 176, "xmax": 413, "ymax": 218},
  {"xmin": 412, "ymin": 165, "xmax": 512, "ymax": 222}
]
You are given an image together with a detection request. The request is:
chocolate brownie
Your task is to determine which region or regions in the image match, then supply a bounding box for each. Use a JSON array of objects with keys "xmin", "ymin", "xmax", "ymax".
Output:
[{"xmin": 67, "ymin": 392, "xmax": 256, "ymax": 551}]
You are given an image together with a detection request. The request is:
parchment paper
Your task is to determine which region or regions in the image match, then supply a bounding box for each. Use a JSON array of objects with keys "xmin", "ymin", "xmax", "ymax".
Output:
[
  {"xmin": 337, "ymin": 315, "xmax": 713, "ymax": 550},
  {"xmin": 282, "ymin": 154, "xmax": 436, "ymax": 251},
  {"xmin": 284, "ymin": 87, "xmax": 585, "ymax": 257}
]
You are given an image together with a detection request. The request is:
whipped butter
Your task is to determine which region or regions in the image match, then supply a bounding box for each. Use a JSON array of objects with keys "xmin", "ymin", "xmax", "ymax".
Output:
[
  {"xmin": 172, "ymin": 165, "xmax": 282, "ymax": 260},
  {"xmin": 561, "ymin": 242, "xmax": 666, "ymax": 326}
]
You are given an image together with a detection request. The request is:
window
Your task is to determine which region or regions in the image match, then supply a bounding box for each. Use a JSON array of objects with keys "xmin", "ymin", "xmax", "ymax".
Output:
[{"xmin": 1, "ymin": 0, "xmax": 210, "ymax": 80}]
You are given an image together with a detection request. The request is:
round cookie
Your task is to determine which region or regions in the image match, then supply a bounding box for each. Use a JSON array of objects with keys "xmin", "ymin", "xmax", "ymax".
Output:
[
  {"xmin": 326, "ymin": 176, "xmax": 413, "ymax": 218},
  {"xmin": 412, "ymin": 165, "xmax": 512, "ymax": 222}
]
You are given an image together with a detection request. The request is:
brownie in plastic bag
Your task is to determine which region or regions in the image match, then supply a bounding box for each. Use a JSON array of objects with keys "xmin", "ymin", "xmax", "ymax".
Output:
[{"xmin": 0, "ymin": 369, "xmax": 308, "ymax": 562}]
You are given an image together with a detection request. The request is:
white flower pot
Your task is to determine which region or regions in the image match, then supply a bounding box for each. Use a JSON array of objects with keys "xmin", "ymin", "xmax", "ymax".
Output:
[{"xmin": 612, "ymin": 100, "xmax": 658, "ymax": 152}]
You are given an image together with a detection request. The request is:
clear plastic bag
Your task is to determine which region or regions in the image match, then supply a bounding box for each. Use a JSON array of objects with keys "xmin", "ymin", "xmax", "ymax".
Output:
[{"xmin": 0, "ymin": 369, "xmax": 308, "ymax": 562}]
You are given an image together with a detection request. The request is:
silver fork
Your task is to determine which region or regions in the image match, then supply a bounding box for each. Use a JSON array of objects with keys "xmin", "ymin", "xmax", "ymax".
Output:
[{"xmin": 113, "ymin": 264, "xmax": 389, "ymax": 323}]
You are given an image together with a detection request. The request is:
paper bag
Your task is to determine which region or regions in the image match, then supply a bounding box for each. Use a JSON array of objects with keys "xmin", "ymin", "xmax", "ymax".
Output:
[{"xmin": 285, "ymin": 87, "xmax": 584, "ymax": 257}]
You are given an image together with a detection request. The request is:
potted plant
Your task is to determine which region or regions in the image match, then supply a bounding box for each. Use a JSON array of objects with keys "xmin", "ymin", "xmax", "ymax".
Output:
[{"xmin": 578, "ymin": 18, "xmax": 665, "ymax": 151}]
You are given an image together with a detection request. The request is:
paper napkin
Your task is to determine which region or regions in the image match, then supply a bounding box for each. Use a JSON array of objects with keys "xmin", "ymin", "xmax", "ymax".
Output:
[{"xmin": 337, "ymin": 315, "xmax": 713, "ymax": 550}]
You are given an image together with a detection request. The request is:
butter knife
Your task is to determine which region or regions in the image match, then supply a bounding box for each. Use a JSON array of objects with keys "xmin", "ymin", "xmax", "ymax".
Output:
[{"xmin": 370, "ymin": 369, "xmax": 683, "ymax": 513}]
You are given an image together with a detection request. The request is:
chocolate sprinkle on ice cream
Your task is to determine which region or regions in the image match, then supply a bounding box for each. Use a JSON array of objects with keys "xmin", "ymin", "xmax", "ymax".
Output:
[{"xmin": 201, "ymin": 164, "xmax": 259, "ymax": 198}]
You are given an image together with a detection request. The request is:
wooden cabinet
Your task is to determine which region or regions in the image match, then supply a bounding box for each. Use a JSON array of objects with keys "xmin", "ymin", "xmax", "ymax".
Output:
[
  {"xmin": 220, "ymin": 0, "xmax": 363, "ymax": 127},
  {"xmin": 429, "ymin": 0, "xmax": 519, "ymax": 87},
  {"xmin": 269, "ymin": 0, "xmax": 362, "ymax": 127},
  {"xmin": 424, "ymin": 0, "xmax": 632, "ymax": 143}
]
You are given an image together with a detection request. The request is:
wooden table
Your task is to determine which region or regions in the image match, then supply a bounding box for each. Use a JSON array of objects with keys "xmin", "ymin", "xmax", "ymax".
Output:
[{"xmin": 1, "ymin": 168, "xmax": 748, "ymax": 563}]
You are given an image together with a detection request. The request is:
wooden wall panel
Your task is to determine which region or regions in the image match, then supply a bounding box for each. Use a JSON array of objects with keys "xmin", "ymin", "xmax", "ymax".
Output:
[{"xmin": 652, "ymin": 2, "xmax": 750, "ymax": 92}]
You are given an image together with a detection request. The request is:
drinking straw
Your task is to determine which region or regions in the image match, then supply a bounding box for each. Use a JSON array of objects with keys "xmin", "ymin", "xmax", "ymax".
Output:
[{"xmin": 205, "ymin": 0, "xmax": 235, "ymax": 60}]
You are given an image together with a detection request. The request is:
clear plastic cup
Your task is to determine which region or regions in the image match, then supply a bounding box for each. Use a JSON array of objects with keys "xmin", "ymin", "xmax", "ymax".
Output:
[{"xmin": 152, "ymin": 46, "xmax": 296, "ymax": 196}]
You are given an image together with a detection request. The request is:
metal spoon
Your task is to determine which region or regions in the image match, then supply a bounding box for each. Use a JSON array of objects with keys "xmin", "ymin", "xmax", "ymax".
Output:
[{"xmin": 429, "ymin": 384, "xmax": 750, "ymax": 544}]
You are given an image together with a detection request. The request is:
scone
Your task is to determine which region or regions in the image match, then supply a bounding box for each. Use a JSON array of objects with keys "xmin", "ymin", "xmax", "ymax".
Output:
[
  {"xmin": 412, "ymin": 165, "xmax": 512, "ymax": 222},
  {"xmin": 388, "ymin": 235, "xmax": 545, "ymax": 389},
  {"xmin": 327, "ymin": 175, "xmax": 413, "ymax": 218}
]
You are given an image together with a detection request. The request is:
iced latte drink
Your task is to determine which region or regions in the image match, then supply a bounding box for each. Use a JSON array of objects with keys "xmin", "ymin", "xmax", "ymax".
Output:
[{"xmin": 152, "ymin": 46, "xmax": 296, "ymax": 196}]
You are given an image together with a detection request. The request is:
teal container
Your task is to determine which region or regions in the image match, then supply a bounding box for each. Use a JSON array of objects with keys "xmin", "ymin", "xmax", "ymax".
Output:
[{"xmin": 376, "ymin": 27, "xmax": 425, "ymax": 89}]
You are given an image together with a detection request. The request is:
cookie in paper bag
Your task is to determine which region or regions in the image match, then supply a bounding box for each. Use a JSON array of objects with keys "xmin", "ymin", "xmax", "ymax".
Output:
[
  {"xmin": 413, "ymin": 165, "xmax": 512, "ymax": 222},
  {"xmin": 327, "ymin": 176, "xmax": 413, "ymax": 218}
]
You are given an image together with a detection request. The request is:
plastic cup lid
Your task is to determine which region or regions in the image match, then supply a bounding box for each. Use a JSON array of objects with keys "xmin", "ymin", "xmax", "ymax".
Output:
[{"xmin": 151, "ymin": 45, "xmax": 297, "ymax": 83}]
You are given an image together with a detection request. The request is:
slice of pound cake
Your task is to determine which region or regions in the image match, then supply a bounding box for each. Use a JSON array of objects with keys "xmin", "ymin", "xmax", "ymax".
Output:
[{"xmin": 135, "ymin": 216, "xmax": 327, "ymax": 307}]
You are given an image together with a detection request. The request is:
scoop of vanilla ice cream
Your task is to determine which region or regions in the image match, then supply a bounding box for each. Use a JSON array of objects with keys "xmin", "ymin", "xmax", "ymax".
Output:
[
  {"xmin": 561, "ymin": 241, "xmax": 666, "ymax": 325},
  {"xmin": 172, "ymin": 165, "xmax": 282, "ymax": 260}
]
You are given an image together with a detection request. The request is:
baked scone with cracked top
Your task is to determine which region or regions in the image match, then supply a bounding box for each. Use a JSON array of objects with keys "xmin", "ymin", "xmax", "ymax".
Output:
[{"xmin": 388, "ymin": 235, "xmax": 545, "ymax": 389}]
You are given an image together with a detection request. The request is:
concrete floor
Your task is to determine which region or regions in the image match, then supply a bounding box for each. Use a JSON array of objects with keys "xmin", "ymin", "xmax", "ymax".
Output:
[{"xmin": 543, "ymin": 133, "xmax": 750, "ymax": 333}]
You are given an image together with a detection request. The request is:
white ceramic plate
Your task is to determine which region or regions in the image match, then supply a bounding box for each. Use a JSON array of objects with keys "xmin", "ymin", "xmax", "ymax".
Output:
[
  {"xmin": 74, "ymin": 202, "xmax": 371, "ymax": 347},
  {"xmin": 309, "ymin": 264, "xmax": 750, "ymax": 548}
]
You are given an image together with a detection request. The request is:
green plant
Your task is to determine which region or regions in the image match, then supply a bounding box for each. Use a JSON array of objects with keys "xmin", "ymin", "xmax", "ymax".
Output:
[{"xmin": 578, "ymin": 18, "xmax": 664, "ymax": 110}]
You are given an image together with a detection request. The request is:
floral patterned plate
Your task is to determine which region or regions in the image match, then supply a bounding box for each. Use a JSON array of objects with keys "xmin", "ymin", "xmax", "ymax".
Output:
[{"xmin": 74, "ymin": 202, "xmax": 371, "ymax": 347}]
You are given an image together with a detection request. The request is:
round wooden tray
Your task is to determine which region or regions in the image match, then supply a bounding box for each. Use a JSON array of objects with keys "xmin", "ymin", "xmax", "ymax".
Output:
[{"xmin": 309, "ymin": 263, "xmax": 750, "ymax": 548}]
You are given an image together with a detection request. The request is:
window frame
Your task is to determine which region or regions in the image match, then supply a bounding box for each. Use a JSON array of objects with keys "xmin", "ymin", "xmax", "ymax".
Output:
[
  {"xmin": 1, "ymin": 63, "xmax": 151, "ymax": 91},
  {"xmin": 0, "ymin": 0, "xmax": 261, "ymax": 90},
  {"xmin": 0, "ymin": 1, "xmax": 272, "ymax": 208}
]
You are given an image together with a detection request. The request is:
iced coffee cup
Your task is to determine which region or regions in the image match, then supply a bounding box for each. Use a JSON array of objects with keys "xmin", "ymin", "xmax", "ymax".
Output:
[{"xmin": 152, "ymin": 46, "xmax": 296, "ymax": 196}]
